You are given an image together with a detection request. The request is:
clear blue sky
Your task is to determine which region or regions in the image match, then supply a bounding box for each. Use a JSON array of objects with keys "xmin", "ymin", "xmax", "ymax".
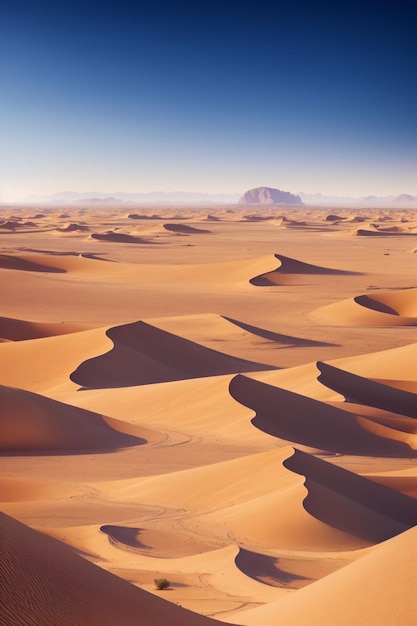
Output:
[{"xmin": 1, "ymin": 0, "xmax": 416, "ymax": 200}]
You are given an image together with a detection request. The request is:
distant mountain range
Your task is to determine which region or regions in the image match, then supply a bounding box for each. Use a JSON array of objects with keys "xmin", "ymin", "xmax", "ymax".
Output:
[
  {"xmin": 298, "ymin": 192, "xmax": 417, "ymax": 206},
  {"xmin": 18, "ymin": 191, "xmax": 241, "ymax": 205},
  {"xmin": 11, "ymin": 189, "xmax": 417, "ymax": 207}
]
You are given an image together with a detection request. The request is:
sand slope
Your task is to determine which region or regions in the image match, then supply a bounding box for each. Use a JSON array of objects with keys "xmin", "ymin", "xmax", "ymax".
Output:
[
  {"xmin": 0, "ymin": 384, "xmax": 145, "ymax": 452},
  {"xmin": 312, "ymin": 287, "xmax": 417, "ymax": 326},
  {"xmin": 233, "ymin": 526, "xmax": 417, "ymax": 626},
  {"xmin": 250, "ymin": 253, "xmax": 361, "ymax": 285},
  {"xmin": 0, "ymin": 315, "xmax": 89, "ymax": 341},
  {"xmin": 0, "ymin": 512, "xmax": 233, "ymax": 626}
]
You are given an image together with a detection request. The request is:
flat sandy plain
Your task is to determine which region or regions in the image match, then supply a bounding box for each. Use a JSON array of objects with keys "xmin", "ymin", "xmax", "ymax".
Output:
[{"xmin": 1, "ymin": 205, "xmax": 417, "ymax": 625}]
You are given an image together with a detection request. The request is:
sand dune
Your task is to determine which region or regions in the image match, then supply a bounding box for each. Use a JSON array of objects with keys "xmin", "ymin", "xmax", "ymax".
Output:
[
  {"xmin": 364, "ymin": 470, "xmax": 417, "ymax": 498},
  {"xmin": 70, "ymin": 320, "xmax": 271, "ymax": 389},
  {"xmin": 250, "ymin": 253, "xmax": 360, "ymax": 285},
  {"xmin": 0, "ymin": 252, "xmax": 66, "ymax": 272},
  {"xmin": 357, "ymin": 227, "xmax": 417, "ymax": 236},
  {"xmin": 317, "ymin": 361, "xmax": 417, "ymax": 419},
  {"xmin": 233, "ymin": 526, "xmax": 417, "ymax": 626},
  {"xmin": 228, "ymin": 374, "xmax": 414, "ymax": 454},
  {"xmin": 100, "ymin": 447, "xmax": 416, "ymax": 551},
  {"xmin": 103, "ymin": 448, "xmax": 297, "ymax": 512},
  {"xmin": 90, "ymin": 231, "xmax": 154, "ymax": 243},
  {"xmin": 0, "ymin": 315, "xmax": 274, "ymax": 394},
  {"xmin": 2, "ymin": 206, "xmax": 417, "ymax": 624},
  {"xmin": 0, "ymin": 326, "xmax": 113, "ymax": 392},
  {"xmin": 283, "ymin": 449, "xmax": 417, "ymax": 539},
  {"xmin": 143, "ymin": 313, "xmax": 335, "ymax": 359},
  {"xmin": 234, "ymin": 547, "xmax": 351, "ymax": 590},
  {"xmin": 0, "ymin": 512, "xmax": 230, "ymax": 626},
  {"xmin": 312, "ymin": 287, "xmax": 417, "ymax": 326},
  {"xmin": 60, "ymin": 373, "xmax": 272, "ymax": 446},
  {"xmin": 204, "ymin": 463, "xmax": 412, "ymax": 552},
  {"xmin": 0, "ymin": 250, "xmax": 119, "ymax": 275},
  {"xmin": 163, "ymin": 223, "xmax": 211, "ymax": 234},
  {"xmin": 56, "ymin": 222, "xmax": 90, "ymax": 232},
  {"xmin": 0, "ymin": 384, "xmax": 145, "ymax": 452},
  {"xmin": 221, "ymin": 316, "xmax": 334, "ymax": 347},
  {"xmin": 327, "ymin": 340, "xmax": 417, "ymax": 380},
  {"xmin": 0, "ymin": 315, "xmax": 90, "ymax": 341},
  {"xmin": 128, "ymin": 213, "xmax": 163, "ymax": 219}
]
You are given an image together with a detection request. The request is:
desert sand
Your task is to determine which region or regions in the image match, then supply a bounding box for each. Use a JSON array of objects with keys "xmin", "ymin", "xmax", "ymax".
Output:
[{"xmin": 1, "ymin": 204, "xmax": 417, "ymax": 625}]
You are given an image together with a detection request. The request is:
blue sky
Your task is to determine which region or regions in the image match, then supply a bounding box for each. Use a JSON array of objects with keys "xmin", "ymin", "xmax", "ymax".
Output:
[{"xmin": 1, "ymin": 1, "xmax": 416, "ymax": 200}]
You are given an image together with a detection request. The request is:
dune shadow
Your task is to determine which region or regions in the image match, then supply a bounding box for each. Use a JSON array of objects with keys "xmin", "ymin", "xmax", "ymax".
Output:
[
  {"xmin": 317, "ymin": 362, "xmax": 417, "ymax": 419},
  {"xmin": 90, "ymin": 233, "xmax": 157, "ymax": 244},
  {"xmin": 100, "ymin": 525, "xmax": 148, "ymax": 551},
  {"xmin": 0, "ymin": 254, "xmax": 66, "ymax": 273},
  {"xmin": 284, "ymin": 449, "xmax": 417, "ymax": 542},
  {"xmin": 235, "ymin": 549, "xmax": 312, "ymax": 588},
  {"xmin": 250, "ymin": 253, "xmax": 362, "ymax": 286},
  {"xmin": 70, "ymin": 321, "xmax": 274, "ymax": 389},
  {"xmin": 163, "ymin": 223, "xmax": 211, "ymax": 234},
  {"xmin": 222, "ymin": 316, "xmax": 338, "ymax": 347},
  {"xmin": 357, "ymin": 229, "xmax": 416, "ymax": 237},
  {"xmin": 228, "ymin": 374, "xmax": 417, "ymax": 457},
  {"xmin": 354, "ymin": 295, "xmax": 400, "ymax": 315}
]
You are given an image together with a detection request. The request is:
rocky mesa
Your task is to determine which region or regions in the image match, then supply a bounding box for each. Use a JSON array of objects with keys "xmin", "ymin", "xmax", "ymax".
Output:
[{"xmin": 238, "ymin": 186, "xmax": 304, "ymax": 205}]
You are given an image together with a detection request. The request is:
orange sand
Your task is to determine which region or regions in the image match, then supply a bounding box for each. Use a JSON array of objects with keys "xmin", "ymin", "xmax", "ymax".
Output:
[{"xmin": 1, "ymin": 205, "xmax": 417, "ymax": 625}]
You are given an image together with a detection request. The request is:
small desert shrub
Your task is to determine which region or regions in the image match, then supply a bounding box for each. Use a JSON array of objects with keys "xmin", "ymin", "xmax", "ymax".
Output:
[{"xmin": 154, "ymin": 578, "xmax": 170, "ymax": 590}]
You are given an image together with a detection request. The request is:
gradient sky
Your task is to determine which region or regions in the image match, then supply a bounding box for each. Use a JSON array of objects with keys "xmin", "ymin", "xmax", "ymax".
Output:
[{"xmin": 1, "ymin": 0, "xmax": 416, "ymax": 200}]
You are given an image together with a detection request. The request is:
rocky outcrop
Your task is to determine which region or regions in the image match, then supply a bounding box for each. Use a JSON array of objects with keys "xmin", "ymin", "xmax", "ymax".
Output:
[{"xmin": 238, "ymin": 187, "xmax": 303, "ymax": 205}]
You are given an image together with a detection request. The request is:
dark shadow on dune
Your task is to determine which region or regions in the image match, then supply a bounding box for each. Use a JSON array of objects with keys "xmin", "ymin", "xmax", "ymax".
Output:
[
  {"xmin": 228, "ymin": 374, "xmax": 416, "ymax": 457},
  {"xmin": 0, "ymin": 254, "xmax": 66, "ymax": 273},
  {"xmin": 235, "ymin": 549, "xmax": 312, "ymax": 588},
  {"xmin": 274, "ymin": 253, "xmax": 361, "ymax": 275},
  {"xmin": 284, "ymin": 449, "xmax": 417, "ymax": 542},
  {"xmin": 0, "ymin": 220, "xmax": 29, "ymax": 230},
  {"xmin": 356, "ymin": 229, "xmax": 416, "ymax": 237},
  {"xmin": 100, "ymin": 525, "xmax": 147, "ymax": 550},
  {"xmin": 250, "ymin": 253, "xmax": 362, "ymax": 286},
  {"xmin": 317, "ymin": 362, "xmax": 417, "ymax": 419},
  {"xmin": 90, "ymin": 233, "xmax": 156, "ymax": 244},
  {"xmin": 163, "ymin": 223, "xmax": 211, "ymax": 234},
  {"xmin": 79, "ymin": 252, "xmax": 115, "ymax": 261},
  {"xmin": 243, "ymin": 215, "xmax": 275, "ymax": 221},
  {"xmin": 222, "ymin": 316, "xmax": 338, "ymax": 347},
  {"xmin": 128, "ymin": 214, "xmax": 163, "ymax": 220},
  {"xmin": 70, "ymin": 321, "xmax": 274, "ymax": 389},
  {"xmin": 354, "ymin": 295, "xmax": 399, "ymax": 315},
  {"xmin": 56, "ymin": 224, "xmax": 90, "ymax": 233}
]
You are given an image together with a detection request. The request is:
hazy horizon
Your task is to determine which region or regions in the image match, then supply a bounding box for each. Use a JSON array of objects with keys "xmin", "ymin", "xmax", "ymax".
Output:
[{"xmin": 1, "ymin": 1, "xmax": 416, "ymax": 201}]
